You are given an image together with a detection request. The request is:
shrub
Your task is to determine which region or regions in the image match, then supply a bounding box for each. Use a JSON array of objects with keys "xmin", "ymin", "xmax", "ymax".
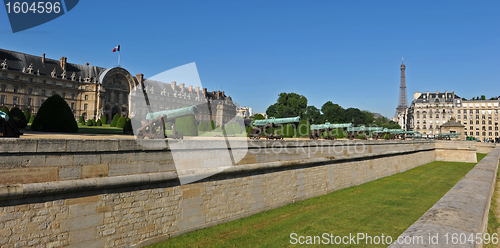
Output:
[
  {"xmin": 8, "ymin": 107, "xmax": 28, "ymax": 129},
  {"xmin": 31, "ymin": 94, "xmax": 78, "ymax": 133},
  {"xmin": 101, "ymin": 115, "xmax": 107, "ymax": 125},
  {"xmin": 175, "ymin": 115, "xmax": 198, "ymax": 136},
  {"xmin": 116, "ymin": 116, "xmax": 127, "ymax": 128},
  {"xmin": 23, "ymin": 110, "xmax": 30, "ymax": 122},
  {"xmin": 96, "ymin": 119, "xmax": 102, "ymax": 126},
  {"xmin": 1, "ymin": 106, "xmax": 9, "ymax": 114},
  {"xmin": 29, "ymin": 114, "xmax": 35, "ymax": 123},
  {"xmin": 245, "ymin": 126, "xmax": 252, "ymax": 137},
  {"xmin": 233, "ymin": 122, "xmax": 242, "ymax": 134},
  {"xmin": 78, "ymin": 115, "xmax": 85, "ymax": 124},
  {"xmin": 210, "ymin": 120, "xmax": 216, "ymax": 130},
  {"xmin": 197, "ymin": 122, "xmax": 206, "ymax": 132},
  {"xmin": 110, "ymin": 113, "xmax": 120, "ymax": 127},
  {"xmin": 86, "ymin": 119, "xmax": 94, "ymax": 126},
  {"xmin": 123, "ymin": 118, "xmax": 141, "ymax": 133},
  {"xmin": 223, "ymin": 124, "xmax": 234, "ymax": 135}
]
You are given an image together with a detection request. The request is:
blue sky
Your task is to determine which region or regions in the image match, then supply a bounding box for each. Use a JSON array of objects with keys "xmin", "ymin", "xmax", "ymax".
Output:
[{"xmin": 1, "ymin": 0, "xmax": 499, "ymax": 118}]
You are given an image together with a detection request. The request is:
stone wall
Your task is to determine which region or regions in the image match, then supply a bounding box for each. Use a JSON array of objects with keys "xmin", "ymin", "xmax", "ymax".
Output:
[
  {"xmin": 389, "ymin": 146, "xmax": 500, "ymax": 248},
  {"xmin": 0, "ymin": 138, "xmax": 458, "ymax": 248}
]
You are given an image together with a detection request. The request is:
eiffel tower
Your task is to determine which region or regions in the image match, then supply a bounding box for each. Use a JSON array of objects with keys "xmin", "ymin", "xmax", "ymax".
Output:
[{"xmin": 395, "ymin": 57, "xmax": 407, "ymax": 117}]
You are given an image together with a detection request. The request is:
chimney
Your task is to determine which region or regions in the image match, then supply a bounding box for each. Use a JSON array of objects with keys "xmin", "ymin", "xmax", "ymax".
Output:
[
  {"xmin": 59, "ymin": 57, "xmax": 67, "ymax": 70},
  {"xmin": 180, "ymin": 83, "xmax": 185, "ymax": 92},
  {"xmin": 42, "ymin": 53, "xmax": 45, "ymax": 63},
  {"xmin": 86, "ymin": 62, "xmax": 89, "ymax": 66},
  {"xmin": 222, "ymin": 91, "xmax": 225, "ymax": 97},
  {"xmin": 195, "ymin": 86, "xmax": 200, "ymax": 93},
  {"xmin": 188, "ymin": 85, "xmax": 193, "ymax": 93},
  {"xmin": 136, "ymin": 74, "xmax": 144, "ymax": 88},
  {"xmin": 171, "ymin": 81, "xmax": 176, "ymax": 90},
  {"xmin": 203, "ymin": 88, "xmax": 207, "ymax": 96}
]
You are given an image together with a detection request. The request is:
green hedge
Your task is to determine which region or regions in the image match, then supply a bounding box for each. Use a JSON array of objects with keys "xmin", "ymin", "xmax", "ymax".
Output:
[
  {"xmin": 31, "ymin": 94, "xmax": 78, "ymax": 133},
  {"xmin": 78, "ymin": 115, "xmax": 85, "ymax": 124},
  {"xmin": 86, "ymin": 119, "xmax": 94, "ymax": 126},
  {"xmin": 96, "ymin": 119, "xmax": 102, "ymax": 126},
  {"xmin": 116, "ymin": 116, "xmax": 127, "ymax": 128},
  {"xmin": 110, "ymin": 113, "xmax": 120, "ymax": 127},
  {"xmin": 8, "ymin": 107, "xmax": 28, "ymax": 129},
  {"xmin": 175, "ymin": 115, "xmax": 198, "ymax": 136},
  {"xmin": 1, "ymin": 106, "xmax": 9, "ymax": 114},
  {"xmin": 101, "ymin": 115, "xmax": 107, "ymax": 125}
]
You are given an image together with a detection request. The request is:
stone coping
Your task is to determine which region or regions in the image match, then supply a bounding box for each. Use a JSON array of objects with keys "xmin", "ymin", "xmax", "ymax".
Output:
[
  {"xmin": 388, "ymin": 146, "xmax": 500, "ymax": 248},
  {"xmin": 0, "ymin": 138, "xmax": 434, "ymax": 154}
]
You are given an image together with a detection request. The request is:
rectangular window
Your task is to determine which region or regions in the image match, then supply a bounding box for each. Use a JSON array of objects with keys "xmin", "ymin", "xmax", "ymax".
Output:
[
  {"xmin": 477, "ymin": 132, "xmax": 480, "ymax": 136},
  {"xmin": 458, "ymin": 110, "xmax": 461, "ymax": 114},
  {"xmin": 0, "ymin": 95, "xmax": 4, "ymax": 104},
  {"xmin": 85, "ymin": 86, "xmax": 89, "ymax": 90},
  {"xmin": 458, "ymin": 115, "xmax": 461, "ymax": 119},
  {"xmin": 84, "ymin": 95, "xmax": 88, "ymax": 100},
  {"xmin": 1, "ymin": 85, "xmax": 5, "ymax": 91},
  {"xmin": 63, "ymin": 83, "xmax": 66, "ymax": 87},
  {"xmin": 470, "ymin": 126, "xmax": 473, "ymax": 130},
  {"xmin": 12, "ymin": 96, "xmax": 17, "ymax": 105},
  {"xmin": 470, "ymin": 132, "xmax": 474, "ymax": 136},
  {"xmin": 1, "ymin": 73, "xmax": 6, "ymax": 79},
  {"xmin": 71, "ymin": 103, "xmax": 74, "ymax": 110},
  {"xmin": 28, "ymin": 98, "xmax": 32, "ymax": 106},
  {"xmin": 84, "ymin": 104, "xmax": 88, "ymax": 110}
]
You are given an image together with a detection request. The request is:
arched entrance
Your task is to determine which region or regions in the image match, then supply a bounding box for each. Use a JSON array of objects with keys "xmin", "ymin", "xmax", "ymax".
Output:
[
  {"xmin": 111, "ymin": 106, "xmax": 120, "ymax": 119},
  {"xmin": 81, "ymin": 113, "xmax": 87, "ymax": 121}
]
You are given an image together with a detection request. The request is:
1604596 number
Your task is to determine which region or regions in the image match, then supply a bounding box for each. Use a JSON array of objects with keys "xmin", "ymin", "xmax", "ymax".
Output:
[
  {"xmin": 5, "ymin": 2, "xmax": 61, "ymax": 14},
  {"xmin": 444, "ymin": 233, "xmax": 498, "ymax": 245}
]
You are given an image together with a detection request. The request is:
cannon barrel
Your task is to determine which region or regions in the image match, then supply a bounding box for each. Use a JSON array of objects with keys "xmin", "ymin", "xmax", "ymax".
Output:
[
  {"xmin": 311, "ymin": 122, "xmax": 353, "ymax": 130},
  {"xmin": 253, "ymin": 116, "xmax": 301, "ymax": 126},
  {"xmin": 145, "ymin": 105, "xmax": 199, "ymax": 121}
]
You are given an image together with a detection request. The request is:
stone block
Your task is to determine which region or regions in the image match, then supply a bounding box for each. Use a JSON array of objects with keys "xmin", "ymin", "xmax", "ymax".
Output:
[
  {"xmin": 46, "ymin": 155, "xmax": 74, "ymax": 166},
  {"xmin": 0, "ymin": 139, "xmax": 37, "ymax": 153},
  {"xmin": 74, "ymin": 155, "xmax": 100, "ymax": 166},
  {"xmin": 66, "ymin": 140, "xmax": 119, "ymax": 152},
  {"xmin": 69, "ymin": 227, "xmax": 96, "ymax": 244},
  {"xmin": 59, "ymin": 166, "xmax": 81, "ymax": 180},
  {"xmin": 60, "ymin": 214, "xmax": 103, "ymax": 232},
  {"xmin": 0, "ymin": 167, "xmax": 58, "ymax": 184},
  {"xmin": 69, "ymin": 203, "xmax": 97, "ymax": 218},
  {"xmin": 100, "ymin": 153, "xmax": 129, "ymax": 164},
  {"xmin": 140, "ymin": 162, "xmax": 159, "ymax": 173},
  {"xmin": 36, "ymin": 139, "xmax": 66, "ymax": 153},
  {"xmin": 109, "ymin": 162, "xmax": 140, "ymax": 176},
  {"xmin": 82, "ymin": 164, "xmax": 108, "ymax": 179}
]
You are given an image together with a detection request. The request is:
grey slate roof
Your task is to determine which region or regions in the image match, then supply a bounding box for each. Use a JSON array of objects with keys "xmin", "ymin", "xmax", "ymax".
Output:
[{"xmin": 0, "ymin": 48, "xmax": 105, "ymax": 80}]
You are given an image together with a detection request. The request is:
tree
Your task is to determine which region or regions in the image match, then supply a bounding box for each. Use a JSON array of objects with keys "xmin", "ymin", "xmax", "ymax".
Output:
[
  {"xmin": 481, "ymin": 95, "xmax": 486, "ymax": 100},
  {"xmin": 253, "ymin": 114, "xmax": 265, "ymax": 120},
  {"xmin": 110, "ymin": 113, "xmax": 120, "ymax": 127},
  {"xmin": 8, "ymin": 107, "xmax": 28, "ymax": 128},
  {"xmin": 297, "ymin": 119, "xmax": 311, "ymax": 137},
  {"xmin": 31, "ymin": 94, "xmax": 78, "ymax": 133},
  {"xmin": 361, "ymin": 110, "xmax": 374, "ymax": 125},
  {"xmin": 303, "ymin": 106, "xmax": 323, "ymax": 124},
  {"xmin": 78, "ymin": 115, "xmax": 85, "ymax": 124},
  {"xmin": 1, "ymin": 106, "xmax": 9, "ymax": 114},
  {"xmin": 266, "ymin": 92, "xmax": 307, "ymax": 118},
  {"xmin": 266, "ymin": 103, "xmax": 278, "ymax": 118},
  {"xmin": 344, "ymin": 108, "xmax": 366, "ymax": 126},
  {"xmin": 321, "ymin": 101, "xmax": 345, "ymax": 123}
]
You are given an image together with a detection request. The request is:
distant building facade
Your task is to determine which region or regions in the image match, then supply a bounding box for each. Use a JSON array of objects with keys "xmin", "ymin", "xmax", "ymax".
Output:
[
  {"xmin": 236, "ymin": 107, "xmax": 252, "ymax": 118},
  {"xmin": 405, "ymin": 90, "xmax": 500, "ymax": 140},
  {"xmin": 0, "ymin": 48, "xmax": 236, "ymax": 126}
]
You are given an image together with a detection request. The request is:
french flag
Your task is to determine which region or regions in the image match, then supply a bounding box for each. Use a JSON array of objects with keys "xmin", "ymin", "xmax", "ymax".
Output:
[{"xmin": 112, "ymin": 45, "xmax": 120, "ymax": 53}]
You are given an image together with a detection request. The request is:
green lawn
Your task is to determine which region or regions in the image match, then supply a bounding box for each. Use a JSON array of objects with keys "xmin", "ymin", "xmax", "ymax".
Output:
[{"xmin": 149, "ymin": 153, "xmax": 487, "ymax": 248}]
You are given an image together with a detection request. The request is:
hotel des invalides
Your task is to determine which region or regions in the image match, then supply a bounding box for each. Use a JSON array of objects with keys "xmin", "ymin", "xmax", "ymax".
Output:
[{"xmin": 0, "ymin": 48, "xmax": 237, "ymax": 127}]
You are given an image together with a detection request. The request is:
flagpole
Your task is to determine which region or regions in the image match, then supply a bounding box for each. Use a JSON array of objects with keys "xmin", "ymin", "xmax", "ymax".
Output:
[{"xmin": 118, "ymin": 50, "xmax": 121, "ymax": 68}]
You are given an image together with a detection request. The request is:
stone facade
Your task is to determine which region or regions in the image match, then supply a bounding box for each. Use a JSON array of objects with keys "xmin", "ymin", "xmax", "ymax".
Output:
[{"xmin": 0, "ymin": 49, "xmax": 236, "ymax": 126}]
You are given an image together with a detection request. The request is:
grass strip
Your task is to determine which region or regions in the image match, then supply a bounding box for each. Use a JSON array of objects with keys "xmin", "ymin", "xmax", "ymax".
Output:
[{"xmin": 150, "ymin": 154, "xmax": 485, "ymax": 248}]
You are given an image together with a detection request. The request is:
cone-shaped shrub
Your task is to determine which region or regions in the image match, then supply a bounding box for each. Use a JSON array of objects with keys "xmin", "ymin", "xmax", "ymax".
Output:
[
  {"xmin": 31, "ymin": 94, "xmax": 78, "ymax": 133},
  {"xmin": 96, "ymin": 119, "xmax": 102, "ymax": 126},
  {"xmin": 110, "ymin": 113, "xmax": 120, "ymax": 127},
  {"xmin": 116, "ymin": 116, "xmax": 127, "ymax": 128}
]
